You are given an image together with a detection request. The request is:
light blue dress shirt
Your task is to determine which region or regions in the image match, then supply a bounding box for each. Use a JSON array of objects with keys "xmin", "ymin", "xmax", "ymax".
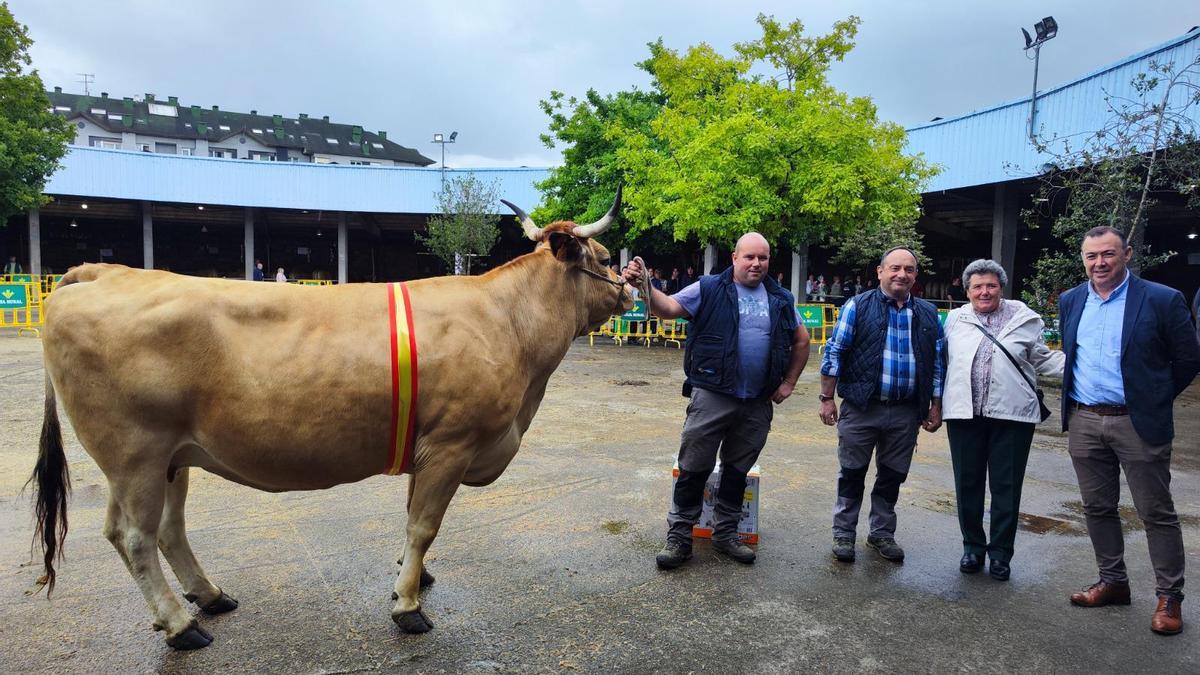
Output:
[{"xmin": 1070, "ymin": 271, "xmax": 1130, "ymax": 405}]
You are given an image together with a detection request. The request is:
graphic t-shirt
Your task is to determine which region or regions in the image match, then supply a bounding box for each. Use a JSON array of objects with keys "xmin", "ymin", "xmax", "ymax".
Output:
[{"xmin": 673, "ymin": 280, "xmax": 774, "ymax": 398}]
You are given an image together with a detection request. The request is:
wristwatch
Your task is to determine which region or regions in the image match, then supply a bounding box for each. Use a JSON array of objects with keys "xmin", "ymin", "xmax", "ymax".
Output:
[{"xmin": 818, "ymin": 393, "xmax": 834, "ymax": 402}]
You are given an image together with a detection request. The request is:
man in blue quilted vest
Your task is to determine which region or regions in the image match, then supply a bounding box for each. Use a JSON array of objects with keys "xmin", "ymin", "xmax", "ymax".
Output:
[
  {"xmin": 818, "ymin": 247, "xmax": 946, "ymax": 563},
  {"xmin": 623, "ymin": 233, "xmax": 811, "ymax": 569}
]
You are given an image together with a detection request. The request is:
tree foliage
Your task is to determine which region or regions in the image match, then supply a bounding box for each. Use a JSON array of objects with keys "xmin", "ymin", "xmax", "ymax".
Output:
[
  {"xmin": 534, "ymin": 87, "xmax": 664, "ymax": 252},
  {"xmin": 1021, "ymin": 55, "xmax": 1200, "ymax": 315},
  {"xmin": 0, "ymin": 3, "xmax": 72, "ymax": 225},
  {"xmin": 612, "ymin": 14, "xmax": 935, "ymax": 253},
  {"xmin": 418, "ymin": 175, "xmax": 501, "ymax": 275}
]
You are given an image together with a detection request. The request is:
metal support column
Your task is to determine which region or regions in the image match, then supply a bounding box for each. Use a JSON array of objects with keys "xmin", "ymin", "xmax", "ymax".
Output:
[
  {"xmin": 244, "ymin": 208, "xmax": 255, "ymax": 280},
  {"xmin": 141, "ymin": 201, "xmax": 154, "ymax": 269},
  {"xmin": 338, "ymin": 213, "xmax": 348, "ymax": 284},
  {"xmin": 991, "ymin": 184, "xmax": 1019, "ymax": 298}
]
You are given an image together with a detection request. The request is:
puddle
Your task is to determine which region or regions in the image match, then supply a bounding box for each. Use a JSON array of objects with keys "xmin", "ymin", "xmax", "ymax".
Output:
[
  {"xmin": 1017, "ymin": 512, "xmax": 1085, "ymax": 536},
  {"xmin": 1055, "ymin": 500, "xmax": 1200, "ymax": 531}
]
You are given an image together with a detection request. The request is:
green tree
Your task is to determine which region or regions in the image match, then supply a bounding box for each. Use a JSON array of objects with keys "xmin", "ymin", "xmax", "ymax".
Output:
[
  {"xmin": 418, "ymin": 175, "xmax": 501, "ymax": 275},
  {"xmin": 612, "ymin": 14, "xmax": 934, "ymax": 279},
  {"xmin": 534, "ymin": 87, "xmax": 664, "ymax": 253},
  {"xmin": 1021, "ymin": 55, "xmax": 1200, "ymax": 315},
  {"xmin": 0, "ymin": 3, "xmax": 72, "ymax": 225}
]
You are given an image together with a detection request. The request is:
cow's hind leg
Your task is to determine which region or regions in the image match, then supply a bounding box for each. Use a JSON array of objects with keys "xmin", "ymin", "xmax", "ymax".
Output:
[
  {"xmin": 395, "ymin": 473, "xmax": 435, "ymax": 588},
  {"xmin": 392, "ymin": 459, "xmax": 467, "ymax": 633},
  {"xmin": 103, "ymin": 466, "xmax": 212, "ymax": 650},
  {"xmin": 159, "ymin": 467, "xmax": 238, "ymax": 615}
]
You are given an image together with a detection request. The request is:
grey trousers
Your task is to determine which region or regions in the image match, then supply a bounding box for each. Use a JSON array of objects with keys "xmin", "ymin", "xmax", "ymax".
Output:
[
  {"xmin": 832, "ymin": 400, "xmax": 922, "ymax": 540},
  {"xmin": 1068, "ymin": 408, "xmax": 1185, "ymax": 599},
  {"xmin": 667, "ymin": 388, "xmax": 773, "ymax": 546}
]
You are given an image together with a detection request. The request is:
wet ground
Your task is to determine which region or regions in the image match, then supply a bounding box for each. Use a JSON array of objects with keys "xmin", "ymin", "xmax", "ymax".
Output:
[{"xmin": 1, "ymin": 334, "xmax": 1199, "ymax": 673}]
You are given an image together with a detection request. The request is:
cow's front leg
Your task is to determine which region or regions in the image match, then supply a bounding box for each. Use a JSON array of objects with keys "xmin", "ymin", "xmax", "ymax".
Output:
[{"xmin": 392, "ymin": 458, "xmax": 466, "ymax": 633}]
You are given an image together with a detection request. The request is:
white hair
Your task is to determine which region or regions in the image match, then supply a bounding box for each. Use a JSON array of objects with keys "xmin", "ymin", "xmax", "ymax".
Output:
[{"xmin": 962, "ymin": 259, "xmax": 1008, "ymax": 288}]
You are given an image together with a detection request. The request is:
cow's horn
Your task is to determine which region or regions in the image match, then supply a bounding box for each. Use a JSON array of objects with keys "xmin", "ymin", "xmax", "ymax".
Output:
[
  {"xmin": 572, "ymin": 185, "xmax": 622, "ymax": 239},
  {"xmin": 501, "ymin": 199, "xmax": 542, "ymax": 241}
]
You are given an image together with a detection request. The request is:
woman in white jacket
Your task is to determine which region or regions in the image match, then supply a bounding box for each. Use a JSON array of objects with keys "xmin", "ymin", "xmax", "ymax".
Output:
[{"xmin": 943, "ymin": 259, "xmax": 1065, "ymax": 581}]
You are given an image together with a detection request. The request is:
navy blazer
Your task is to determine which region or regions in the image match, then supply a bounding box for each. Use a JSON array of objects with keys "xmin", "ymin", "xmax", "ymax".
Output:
[{"xmin": 1058, "ymin": 275, "xmax": 1200, "ymax": 445}]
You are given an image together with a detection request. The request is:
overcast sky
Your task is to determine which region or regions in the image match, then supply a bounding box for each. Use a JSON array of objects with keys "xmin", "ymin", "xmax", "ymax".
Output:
[{"xmin": 9, "ymin": 0, "xmax": 1198, "ymax": 167}]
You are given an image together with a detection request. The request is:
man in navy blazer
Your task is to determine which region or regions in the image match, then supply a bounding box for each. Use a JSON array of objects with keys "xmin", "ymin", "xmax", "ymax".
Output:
[{"xmin": 1058, "ymin": 226, "xmax": 1200, "ymax": 635}]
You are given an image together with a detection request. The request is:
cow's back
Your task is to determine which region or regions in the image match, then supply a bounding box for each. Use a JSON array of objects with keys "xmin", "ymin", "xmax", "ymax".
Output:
[{"xmin": 43, "ymin": 264, "xmax": 395, "ymax": 490}]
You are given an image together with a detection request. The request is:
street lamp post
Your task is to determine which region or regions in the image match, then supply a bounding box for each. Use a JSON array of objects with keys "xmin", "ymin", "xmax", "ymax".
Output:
[
  {"xmin": 1021, "ymin": 16, "xmax": 1058, "ymax": 144},
  {"xmin": 431, "ymin": 131, "xmax": 458, "ymax": 186}
]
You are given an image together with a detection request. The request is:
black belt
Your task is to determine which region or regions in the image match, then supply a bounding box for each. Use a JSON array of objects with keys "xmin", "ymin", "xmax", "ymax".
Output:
[{"xmin": 1070, "ymin": 401, "xmax": 1129, "ymax": 416}]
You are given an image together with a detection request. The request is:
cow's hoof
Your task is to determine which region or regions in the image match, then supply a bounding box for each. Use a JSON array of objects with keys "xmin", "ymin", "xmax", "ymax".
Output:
[
  {"xmin": 165, "ymin": 624, "xmax": 213, "ymax": 650},
  {"xmin": 201, "ymin": 592, "xmax": 239, "ymax": 615},
  {"xmin": 392, "ymin": 607, "xmax": 434, "ymax": 633}
]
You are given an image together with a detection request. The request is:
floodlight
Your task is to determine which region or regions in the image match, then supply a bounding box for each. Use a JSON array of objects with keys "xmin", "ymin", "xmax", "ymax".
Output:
[
  {"xmin": 433, "ymin": 133, "xmax": 443, "ymax": 143},
  {"xmin": 449, "ymin": 131, "xmax": 458, "ymax": 142}
]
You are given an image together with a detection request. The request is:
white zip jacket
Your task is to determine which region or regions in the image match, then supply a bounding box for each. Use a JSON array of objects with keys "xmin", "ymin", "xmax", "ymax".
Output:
[{"xmin": 943, "ymin": 299, "xmax": 1065, "ymax": 423}]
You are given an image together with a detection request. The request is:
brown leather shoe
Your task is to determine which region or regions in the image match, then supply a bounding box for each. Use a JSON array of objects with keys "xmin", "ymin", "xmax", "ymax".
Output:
[
  {"xmin": 1151, "ymin": 596, "xmax": 1183, "ymax": 635},
  {"xmin": 1070, "ymin": 580, "xmax": 1131, "ymax": 607}
]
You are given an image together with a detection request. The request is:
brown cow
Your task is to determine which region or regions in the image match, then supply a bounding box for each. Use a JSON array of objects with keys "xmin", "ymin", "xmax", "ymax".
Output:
[{"xmin": 30, "ymin": 191, "xmax": 632, "ymax": 649}]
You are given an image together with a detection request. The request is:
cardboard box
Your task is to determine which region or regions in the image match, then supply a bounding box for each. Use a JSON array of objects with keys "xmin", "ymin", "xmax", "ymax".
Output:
[{"xmin": 671, "ymin": 460, "xmax": 760, "ymax": 544}]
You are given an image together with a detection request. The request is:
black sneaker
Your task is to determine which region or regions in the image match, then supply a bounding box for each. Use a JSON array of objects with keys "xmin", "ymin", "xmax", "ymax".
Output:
[
  {"xmin": 713, "ymin": 539, "xmax": 756, "ymax": 564},
  {"xmin": 866, "ymin": 536, "xmax": 905, "ymax": 562},
  {"xmin": 832, "ymin": 537, "xmax": 856, "ymax": 563},
  {"xmin": 655, "ymin": 543, "xmax": 693, "ymax": 570}
]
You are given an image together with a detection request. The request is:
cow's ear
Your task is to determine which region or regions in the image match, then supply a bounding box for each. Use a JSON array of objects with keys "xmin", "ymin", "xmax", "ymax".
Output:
[{"xmin": 548, "ymin": 231, "xmax": 583, "ymax": 263}]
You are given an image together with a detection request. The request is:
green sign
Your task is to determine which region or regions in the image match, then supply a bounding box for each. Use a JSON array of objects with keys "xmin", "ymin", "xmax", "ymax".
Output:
[
  {"xmin": 8, "ymin": 274, "xmax": 33, "ymax": 283},
  {"xmin": 0, "ymin": 284, "xmax": 28, "ymax": 309},
  {"xmin": 795, "ymin": 304, "xmax": 823, "ymax": 329},
  {"xmin": 622, "ymin": 300, "xmax": 648, "ymax": 321},
  {"xmin": 938, "ymin": 310, "xmax": 949, "ymax": 326}
]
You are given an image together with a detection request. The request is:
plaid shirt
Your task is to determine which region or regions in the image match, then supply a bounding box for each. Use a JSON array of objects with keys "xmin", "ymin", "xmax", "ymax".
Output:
[{"xmin": 820, "ymin": 291, "xmax": 945, "ymax": 399}]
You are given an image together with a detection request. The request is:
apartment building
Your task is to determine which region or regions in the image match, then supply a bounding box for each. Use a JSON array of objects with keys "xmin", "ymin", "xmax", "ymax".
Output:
[{"xmin": 47, "ymin": 88, "xmax": 435, "ymax": 167}]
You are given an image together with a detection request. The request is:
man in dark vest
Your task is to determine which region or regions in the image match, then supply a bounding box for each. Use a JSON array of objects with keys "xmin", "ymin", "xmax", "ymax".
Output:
[
  {"xmin": 818, "ymin": 247, "xmax": 945, "ymax": 563},
  {"xmin": 623, "ymin": 233, "xmax": 811, "ymax": 569}
]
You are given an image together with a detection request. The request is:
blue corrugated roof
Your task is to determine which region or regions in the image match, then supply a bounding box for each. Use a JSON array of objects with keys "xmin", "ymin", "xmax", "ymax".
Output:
[
  {"xmin": 44, "ymin": 146, "xmax": 551, "ymax": 214},
  {"xmin": 906, "ymin": 29, "xmax": 1200, "ymax": 193}
]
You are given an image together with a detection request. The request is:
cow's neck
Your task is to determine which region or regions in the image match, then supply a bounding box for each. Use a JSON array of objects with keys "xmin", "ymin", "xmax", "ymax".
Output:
[{"xmin": 486, "ymin": 252, "xmax": 587, "ymax": 378}]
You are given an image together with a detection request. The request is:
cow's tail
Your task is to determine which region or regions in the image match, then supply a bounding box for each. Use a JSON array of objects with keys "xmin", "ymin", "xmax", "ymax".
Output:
[{"xmin": 29, "ymin": 370, "xmax": 71, "ymax": 595}]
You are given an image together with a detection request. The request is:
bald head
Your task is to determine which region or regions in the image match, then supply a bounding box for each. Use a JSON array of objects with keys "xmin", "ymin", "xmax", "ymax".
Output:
[
  {"xmin": 734, "ymin": 232, "xmax": 771, "ymax": 256},
  {"xmin": 731, "ymin": 232, "xmax": 771, "ymax": 287}
]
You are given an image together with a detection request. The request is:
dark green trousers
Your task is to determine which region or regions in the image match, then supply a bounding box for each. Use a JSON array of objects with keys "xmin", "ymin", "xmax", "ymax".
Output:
[{"xmin": 946, "ymin": 416, "xmax": 1036, "ymax": 563}]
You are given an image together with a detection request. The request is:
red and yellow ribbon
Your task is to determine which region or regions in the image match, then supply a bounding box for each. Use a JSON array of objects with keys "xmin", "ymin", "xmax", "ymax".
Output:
[{"xmin": 385, "ymin": 282, "xmax": 418, "ymax": 475}]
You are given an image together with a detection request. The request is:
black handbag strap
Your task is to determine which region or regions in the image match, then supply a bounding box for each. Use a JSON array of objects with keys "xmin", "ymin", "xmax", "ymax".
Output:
[{"xmin": 972, "ymin": 322, "xmax": 1040, "ymax": 396}]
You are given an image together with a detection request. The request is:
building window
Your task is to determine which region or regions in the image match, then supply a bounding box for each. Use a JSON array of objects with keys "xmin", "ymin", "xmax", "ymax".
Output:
[
  {"xmin": 90, "ymin": 108, "xmax": 106, "ymax": 115},
  {"xmin": 107, "ymin": 114, "xmax": 123, "ymax": 121},
  {"xmin": 139, "ymin": 143, "xmax": 151, "ymax": 152},
  {"xmin": 89, "ymin": 136, "xmax": 121, "ymax": 149},
  {"xmin": 147, "ymin": 103, "xmax": 178, "ymax": 117},
  {"xmin": 218, "ymin": 124, "xmax": 231, "ymax": 131},
  {"xmin": 249, "ymin": 151, "xmax": 275, "ymax": 161},
  {"xmin": 155, "ymin": 142, "xmax": 177, "ymax": 154},
  {"xmin": 209, "ymin": 147, "xmax": 236, "ymax": 159},
  {"xmin": 251, "ymin": 128, "xmax": 263, "ymax": 134},
  {"xmin": 180, "ymin": 147, "xmax": 193, "ymax": 156},
  {"xmin": 54, "ymin": 105, "xmax": 71, "ymax": 112},
  {"xmin": 371, "ymin": 142, "xmax": 384, "ymax": 149},
  {"xmin": 326, "ymin": 138, "xmax": 339, "ymax": 144}
]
